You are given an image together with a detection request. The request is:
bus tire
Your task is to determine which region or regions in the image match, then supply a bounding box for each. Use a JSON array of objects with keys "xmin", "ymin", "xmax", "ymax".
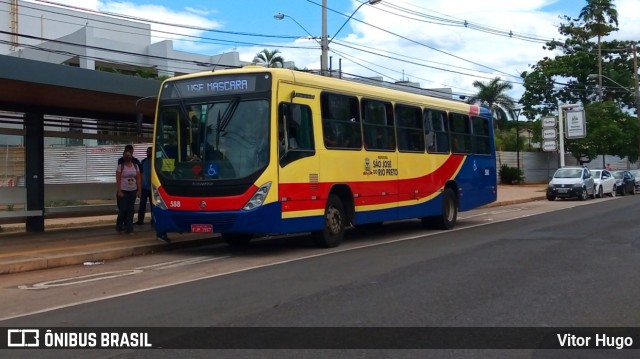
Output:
[
  {"xmin": 421, "ymin": 188, "xmax": 457, "ymax": 230},
  {"xmin": 312, "ymin": 194, "xmax": 345, "ymax": 248},
  {"xmin": 222, "ymin": 233, "xmax": 253, "ymax": 247}
]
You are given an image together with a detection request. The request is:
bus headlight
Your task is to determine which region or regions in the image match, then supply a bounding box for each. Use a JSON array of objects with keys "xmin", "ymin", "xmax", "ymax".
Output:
[
  {"xmin": 243, "ymin": 182, "xmax": 272, "ymax": 210},
  {"xmin": 152, "ymin": 184, "xmax": 168, "ymax": 210}
]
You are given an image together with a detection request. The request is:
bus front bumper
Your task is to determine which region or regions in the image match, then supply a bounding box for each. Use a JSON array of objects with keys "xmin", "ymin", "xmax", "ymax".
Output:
[{"xmin": 152, "ymin": 202, "xmax": 282, "ymax": 235}]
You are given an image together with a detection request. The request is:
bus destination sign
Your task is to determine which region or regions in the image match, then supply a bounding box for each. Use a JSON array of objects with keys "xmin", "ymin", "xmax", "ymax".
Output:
[{"xmin": 163, "ymin": 74, "xmax": 270, "ymax": 99}]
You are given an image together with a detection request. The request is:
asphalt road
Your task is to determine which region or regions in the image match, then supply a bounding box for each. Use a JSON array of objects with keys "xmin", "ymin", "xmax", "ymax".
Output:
[{"xmin": 2, "ymin": 196, "xmax": 640, "ymax": 358}]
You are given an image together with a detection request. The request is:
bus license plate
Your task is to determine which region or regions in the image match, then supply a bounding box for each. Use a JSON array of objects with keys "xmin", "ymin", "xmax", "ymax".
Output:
[{"xmin": 191, "ymin": 224, "xmax": 213, "ymax": 233}]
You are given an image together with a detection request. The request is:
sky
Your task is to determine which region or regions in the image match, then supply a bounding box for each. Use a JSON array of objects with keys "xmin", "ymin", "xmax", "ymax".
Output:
[{"xmin": 25, "ymin": 0, "xmax": 640, "ymax": 100}]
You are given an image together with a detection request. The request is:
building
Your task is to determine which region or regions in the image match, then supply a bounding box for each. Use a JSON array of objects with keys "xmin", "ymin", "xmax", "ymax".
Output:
[
  {"xmin": 0, "ymin": 0, "xmax": 246, "ymax": 77},
  {"xmin": 0, "ymin": 0, "xmax": 250, "ymax": 149}
]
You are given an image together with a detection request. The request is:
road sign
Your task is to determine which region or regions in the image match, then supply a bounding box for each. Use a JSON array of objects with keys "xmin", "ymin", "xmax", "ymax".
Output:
[
  {"xmin": 565, "ymin": 110, "xmax": 586, "ymax": 139},
  {"xmin": 543, "ymin": 140, "xmax": 558, "ymax": 152},
  {"xmin": 543, "ymin": 128, "xmax": 557, "ymax": 139},
  {"xmin": 542, "ymin": 116, "xmax": 556, "ymax": 128}
]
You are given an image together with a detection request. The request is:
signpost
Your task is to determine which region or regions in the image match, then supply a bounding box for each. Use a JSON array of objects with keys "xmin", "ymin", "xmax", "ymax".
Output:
[
  {"xmin": 542, "ymin": 117, "xmax": 556, "ymax": 128},
  {"xmin": 565, "ymin": 110, "xmax": 586, "ymax": 139},
  {"xmin": 541, "ymin": 116, "xmax": 557, "ymax": 154},
  {"xmin": 557, "ymin": 104, "xmax": 581, "ymax": 167},
  {"xmin": 542, "ymin": 141, "xmax": 558, "ymax": 152}
]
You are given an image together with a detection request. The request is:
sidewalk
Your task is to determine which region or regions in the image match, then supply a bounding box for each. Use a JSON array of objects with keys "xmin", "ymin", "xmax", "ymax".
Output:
[{"xmin": 0, "ymin": 184, "xmax": 548, "ymax": 275}]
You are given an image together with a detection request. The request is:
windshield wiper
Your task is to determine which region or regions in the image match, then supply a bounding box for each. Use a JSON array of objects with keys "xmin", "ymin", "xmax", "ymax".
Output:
[{"xmin": 213, "ymin": 97, "xmax": 240, "ymax": 151}]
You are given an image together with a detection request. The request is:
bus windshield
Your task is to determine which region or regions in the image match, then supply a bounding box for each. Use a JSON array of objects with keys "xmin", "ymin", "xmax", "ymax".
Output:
[{"xmin": 155, "ymin": 98, "xmax": 269, "ymax": 181}]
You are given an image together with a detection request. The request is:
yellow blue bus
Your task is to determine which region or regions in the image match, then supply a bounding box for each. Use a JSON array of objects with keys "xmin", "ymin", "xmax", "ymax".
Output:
[{"xmin": 151, "ymin": 67, "xmax": 496, "ymax": 247}]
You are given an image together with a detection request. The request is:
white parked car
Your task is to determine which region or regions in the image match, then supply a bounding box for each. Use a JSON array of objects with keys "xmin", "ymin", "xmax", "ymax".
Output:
[{"xmin": 590, "ymin": 169, "xmax": 616, "ymax": 198}]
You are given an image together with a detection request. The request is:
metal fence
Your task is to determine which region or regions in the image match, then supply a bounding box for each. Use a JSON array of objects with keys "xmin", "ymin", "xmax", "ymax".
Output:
[
  {"xmin": 498, "ymin": 151, "xmax": 638, "ymax": 183},
  {"xmin": 1, "ymin": 144, "xmax": 150, "ymax": 187}
]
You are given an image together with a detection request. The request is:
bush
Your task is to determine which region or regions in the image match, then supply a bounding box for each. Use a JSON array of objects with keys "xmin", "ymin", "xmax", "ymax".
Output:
[{"xmin": 499, "ymin": 164, "xmax": 525, "ymax": 184}]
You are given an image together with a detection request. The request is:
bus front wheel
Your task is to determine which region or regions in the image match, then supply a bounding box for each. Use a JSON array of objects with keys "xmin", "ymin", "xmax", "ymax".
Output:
[
  {"xmin": 421, "ymin": 188, "xmax": 457, "ymax": 230},
  {"xmin": 312, "ymin": 194, "xmax": 345, "ymax": 248}
]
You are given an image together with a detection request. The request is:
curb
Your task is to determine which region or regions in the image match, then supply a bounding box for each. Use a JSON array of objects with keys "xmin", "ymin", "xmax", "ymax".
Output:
[
  {"xmin": 480, "ymin": 196, "xmax": 546, "ymax": 208},
  {"xmin": 0, "ymin": 196, "xmax": 546, "ymax": 275},
  {"xmin": 0, "ymin": 236, "xmax": 216, "ymax": 275}
]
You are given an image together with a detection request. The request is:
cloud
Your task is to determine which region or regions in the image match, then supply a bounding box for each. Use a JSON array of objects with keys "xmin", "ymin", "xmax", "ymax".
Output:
[
  {"xmin": 345, "ymin": 0, "xmax": 637, "ymax": 99},
  {"xmin": 26, "ymin": 0, "xmax": 222, "ymax": 51},
  {"xmin": 24, "ymin": 0, "xmax": 637, "ymax": 100}
]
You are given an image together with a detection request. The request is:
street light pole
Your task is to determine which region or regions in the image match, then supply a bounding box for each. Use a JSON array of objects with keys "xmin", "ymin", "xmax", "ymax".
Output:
[
  {"xmin": 321, "ymin": 0, "xmax": 382, "ymax": 76},
  {"xmin": 279, "ymin": 1, "xmax": 382, "ymax": 76},
  {"xmin": 274, "ymin": 13, "xmax": 321, "ymax": 43},
  {"xmin": 512, "ymin": 107, "xmax": 522, "ymax": 171}
]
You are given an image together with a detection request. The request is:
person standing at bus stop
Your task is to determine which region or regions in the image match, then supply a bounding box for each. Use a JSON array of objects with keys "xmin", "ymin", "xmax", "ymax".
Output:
[
  {"xmin": 136, "ymin": 146, "xmax": 153, "ymax": 226},
  {"xmin": 116, "ymin": 150, "xmax": 141, "ymax": 234},
  {"xmin": 118, "ymin": 144, "xmax": 142, "ymax": 169}
]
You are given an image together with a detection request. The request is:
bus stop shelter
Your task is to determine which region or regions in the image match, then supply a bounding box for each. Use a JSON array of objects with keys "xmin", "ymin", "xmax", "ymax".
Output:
[{"xmin": 0, "ymin": 55, "xmax": 161, "ymax": 232}]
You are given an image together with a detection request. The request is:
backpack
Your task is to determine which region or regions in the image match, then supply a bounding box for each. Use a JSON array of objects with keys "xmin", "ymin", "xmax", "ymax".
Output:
[{"xmin": 119, "ymin": 162, "xmax": 139, "ymax": 174}]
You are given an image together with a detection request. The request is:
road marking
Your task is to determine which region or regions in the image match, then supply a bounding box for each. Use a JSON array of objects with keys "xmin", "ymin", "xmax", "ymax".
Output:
[
  {"xmin": 0, "ymin": 203, "xmax": 601, "ymax": 321},
  {"xmin": 135, "ymin": 256, "xmax": 230, "ymax": 270},
  {"xmin": 17, "ymin": 270, "xmax": 142, "ymax": 290},
  {"xmin": 460, "ymin": 207, "xmax": 525, "ymax": 219},
  {"xmin": 16, "ymin": 256, "xmax": 229, "ymax": 290}
]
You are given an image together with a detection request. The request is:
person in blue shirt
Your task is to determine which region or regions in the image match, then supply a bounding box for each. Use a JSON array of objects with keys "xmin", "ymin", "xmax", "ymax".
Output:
[{"xmin": 136, "ymin": 146, "xmax": 153, "ymax": 225}]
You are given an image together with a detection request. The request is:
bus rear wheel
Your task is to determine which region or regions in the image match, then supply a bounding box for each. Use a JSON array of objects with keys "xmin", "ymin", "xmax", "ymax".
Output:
[
  {"xmin": 421, "ymin": 188, "xmax": 457, "ymax": 230},
  {"xmin": 312, "ymin": 194, "xmax": 345, "ymax": 248},
  {"xmin": 222, "ymin": 233, "xmax": 253, "ymax": 247}
]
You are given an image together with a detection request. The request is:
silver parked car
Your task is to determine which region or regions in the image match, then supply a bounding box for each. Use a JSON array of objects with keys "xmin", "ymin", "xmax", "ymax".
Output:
[{"xmin": 547, "ymin": 167, "xmax": 596, "ymax": 201}]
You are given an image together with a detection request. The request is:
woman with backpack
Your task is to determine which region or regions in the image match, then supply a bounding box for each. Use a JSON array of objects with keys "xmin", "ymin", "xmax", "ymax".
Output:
[{"xmin": 115, "ymin": 150, "xmax": 141, "ymax": 234}]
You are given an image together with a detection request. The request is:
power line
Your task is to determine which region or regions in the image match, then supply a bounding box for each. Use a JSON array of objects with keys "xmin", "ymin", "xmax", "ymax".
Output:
[
  {"xmin": 23, "ymin": 0, "xmax": 527, "ymax": 80},
  {"xmin": 331, "ymin": 39, "xmax": 525, "ymax": 85},
  {"xmin": 0, "ymin": 30, "xmax": 245, "ymax": 74},
  {"xmin": 305, "ymin": 0, "xmax": 522, "ymax": 80},
  {"xmin": 384, "ymin": 0, "xmax": 558, "ymax": 44},
  {"xmin": 330, "ymin": 47, "xmax": 477, "ymax": 99},
  {"xmin": 0, "ymin": 0, "xmax": 315, "ymax": 50},
  {"xmin": 10, "ymin": 0, "xmax": 539, "ymax": 90}
]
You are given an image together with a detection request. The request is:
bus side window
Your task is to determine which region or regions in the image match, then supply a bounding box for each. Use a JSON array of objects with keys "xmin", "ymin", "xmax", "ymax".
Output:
[
  {"xmin": 472, "ymin": 116, "xmax": 491, "ymax": 154},
  {"xmin": 449, "ymin": 113, "xmax": 471, "ymax": 154},
  {"xmin": 279, "ymin": 103, "xmax": 314, "ymax": 151},
  {"xmin": 321, "ymin": 92, "xmax": 361, "ymax": 149},
  {"xmin": 426, "ymin": 109, "xmax": 449, "ymax": 153},
  {"xmin": 362, "ymin": 99, "xmax": 394, "ymax": 151},
  {"xmin": 396, "ymin": 104, "xmax": 424, "ymax": 152}
]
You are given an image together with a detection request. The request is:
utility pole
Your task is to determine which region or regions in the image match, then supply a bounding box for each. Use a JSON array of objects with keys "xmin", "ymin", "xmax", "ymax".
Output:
[
  {"xmin": 10, "ymin": 0, "xmax": 18, "ymax": 52},
  {"xmin": 321, "ymin": 0, "xmax": 328, "ymax": 76}
]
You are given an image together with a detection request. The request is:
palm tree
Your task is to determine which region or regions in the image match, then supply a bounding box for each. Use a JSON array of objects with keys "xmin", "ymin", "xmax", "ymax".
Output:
[
  {"xmin": 579, "ymin": 0, "xmax": 618, "ymax": 98},
  {"xmin": 253, "ymin": 49, "xmax": 285, "ymax": 68},
  {"xmin": 469, "ymin": 77, "xmax": 516, "ymax": 129}
]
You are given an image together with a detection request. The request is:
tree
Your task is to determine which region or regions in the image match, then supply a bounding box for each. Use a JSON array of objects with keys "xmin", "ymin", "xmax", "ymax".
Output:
[
  {"xmin": 578, "ymin": 0, "xmax": 619, "ymax": 98},
  {"xmin": 566, "ymin": 101, "xmax": 639, "ymax": 163},
  {"xmin": 520, "ymin": 1, "xmax": 638, "ymax": 163},
  {"xmin": 253, "ymin": 49, "xmax": 284, "ymax": 68},
  {"xmin": 468, "ymin": 77, "xmax": 516, "ymax": 129}
]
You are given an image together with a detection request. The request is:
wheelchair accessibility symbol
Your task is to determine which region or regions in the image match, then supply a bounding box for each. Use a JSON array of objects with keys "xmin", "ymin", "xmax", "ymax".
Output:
[{"xmin": 206, "ymin": 162, "xmax": 219, "ymax": 178}]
